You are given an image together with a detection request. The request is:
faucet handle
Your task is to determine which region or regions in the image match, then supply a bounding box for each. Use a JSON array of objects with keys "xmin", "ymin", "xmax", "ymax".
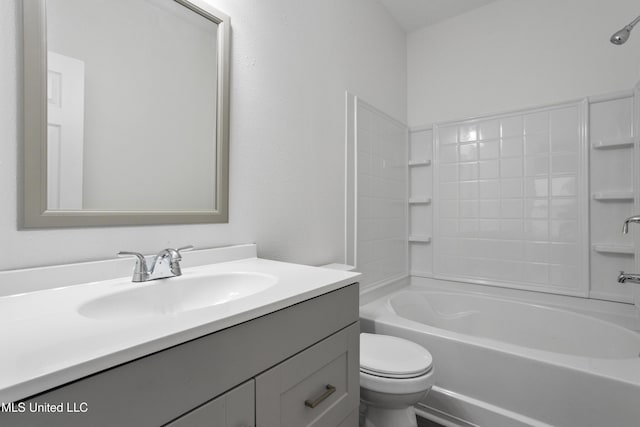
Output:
[
  {"xmin": 163, "ymin": 246, "xmax": 193, "ymax": 277},
  {"xmin": 175, "ymin": 245, "xmax": 194, "ymax": 259},
  {"xmin": 618, "ymin": 271, "xmax": 627, "ymax": 283},
  {"xmin": 118, "ymin": 251, "xmax": 149, "ymax": 282}
]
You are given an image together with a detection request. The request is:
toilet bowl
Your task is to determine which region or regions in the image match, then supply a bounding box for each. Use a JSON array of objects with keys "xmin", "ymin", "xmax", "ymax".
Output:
[{"xmin": 360, "ymin": 333, "xmax": 434, "ymax": 427}]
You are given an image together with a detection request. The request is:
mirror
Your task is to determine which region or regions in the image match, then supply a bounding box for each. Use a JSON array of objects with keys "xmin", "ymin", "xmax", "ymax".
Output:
[{"xmin": 22, "ymin": 0, "xmax": 230, "ymax": 227}]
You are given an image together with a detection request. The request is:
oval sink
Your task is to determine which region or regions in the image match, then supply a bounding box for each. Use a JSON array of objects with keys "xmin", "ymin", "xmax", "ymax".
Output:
[{"xmin": 78, "ymin": 272, "xmax": 277, "ymax": 319}]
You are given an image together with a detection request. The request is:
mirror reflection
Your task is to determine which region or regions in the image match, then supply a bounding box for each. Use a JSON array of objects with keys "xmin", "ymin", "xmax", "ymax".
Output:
[{"xmin": 45, "ymin": 0, "xmax": 218, "ymax": 211}]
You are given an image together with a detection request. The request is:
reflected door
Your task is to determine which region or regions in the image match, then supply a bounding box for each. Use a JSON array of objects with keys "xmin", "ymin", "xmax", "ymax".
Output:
[{"xmin": 47, "ymin": 51, "xmax": 85, "ymax": 209}]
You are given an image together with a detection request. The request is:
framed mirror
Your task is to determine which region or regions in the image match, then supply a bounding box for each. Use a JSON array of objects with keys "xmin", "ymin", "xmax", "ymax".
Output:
[{"xmin": 22, "ymin": 0, "xmax": 230, "ymax": 228}]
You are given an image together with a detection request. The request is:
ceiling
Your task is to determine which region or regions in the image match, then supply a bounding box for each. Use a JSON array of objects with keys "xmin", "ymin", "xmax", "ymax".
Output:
[{"xmin": 376, "ymin": 0, "xmax": 499, "ymax": 32}]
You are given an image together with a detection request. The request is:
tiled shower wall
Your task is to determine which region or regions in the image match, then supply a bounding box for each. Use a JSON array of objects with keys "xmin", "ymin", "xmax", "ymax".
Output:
[
  {"xmin": 410, "ymin": 93, "xmax": 638, "ymax": 302},
  {"xmin": 432, "ymin": 102, "xmax": 590, "ymax": 296},
  {"xmin": 355, "ymin": 100, "xmax": 407, "ymax": 289}
]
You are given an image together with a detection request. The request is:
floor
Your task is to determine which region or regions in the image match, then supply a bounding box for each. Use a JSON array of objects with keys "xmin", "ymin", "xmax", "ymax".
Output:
[{"xmin": 359, "ymin": 404, "xmax": 446, "ymax": 427}]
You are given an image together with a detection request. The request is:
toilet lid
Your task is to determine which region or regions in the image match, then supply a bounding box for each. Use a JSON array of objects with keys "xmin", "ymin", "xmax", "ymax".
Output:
[{"xmin": 360, "ymin": 333, "xmax": 433, "ymax": 379}]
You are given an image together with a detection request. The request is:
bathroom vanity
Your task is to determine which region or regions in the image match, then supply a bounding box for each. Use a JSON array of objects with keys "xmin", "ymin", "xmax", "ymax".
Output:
[{"xmin": 0, "ymin": 245, "xmax": 360, "ymax": 427}]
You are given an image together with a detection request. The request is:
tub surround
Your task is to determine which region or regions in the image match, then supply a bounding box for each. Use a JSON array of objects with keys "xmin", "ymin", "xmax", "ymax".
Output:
[
  {"xmin": 399, "ymin": 90, "xmax": 640, "ymax": 308},
  {"xmin": 0, "ymin": 244, "xmax": 360, "ymax": 404},
  {"xmin": 347, "ymin": 95, "xmax": 408, "ymax": 290}
]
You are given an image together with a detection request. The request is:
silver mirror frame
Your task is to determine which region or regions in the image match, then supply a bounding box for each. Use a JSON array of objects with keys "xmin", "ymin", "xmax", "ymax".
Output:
[{"xmin": 21, "ymin": 0, "xmax": 230, "ymax": 228}]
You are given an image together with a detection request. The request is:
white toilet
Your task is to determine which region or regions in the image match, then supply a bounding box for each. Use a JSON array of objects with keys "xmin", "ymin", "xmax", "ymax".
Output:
[{"xmin": 359, "ymin": 333, "xmax": 434, "ymax": 427}]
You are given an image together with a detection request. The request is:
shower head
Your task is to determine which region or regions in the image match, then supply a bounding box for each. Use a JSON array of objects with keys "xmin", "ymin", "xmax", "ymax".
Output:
[
  {"xmin": 611, "ymin": 26, "xmax": 632, "ymax": 45},
  {"xmin": 610, "ymin": 15, "xmax": 640, "ymax": 45}
]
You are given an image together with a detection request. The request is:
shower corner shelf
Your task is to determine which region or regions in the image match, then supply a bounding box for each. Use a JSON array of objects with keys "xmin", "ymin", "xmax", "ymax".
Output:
[
  {"xmin": 593, "ymin": 243, "xmax": 635, "ymax": 255},
  {"xmin": 409, "ymin": 235, "xmax": 431, "ymax": 243},
  {"xmin": 592, "ymin": 191, "xmax": 634, "ymax": 201},
  {"xmin": 592, "ymin": 244, "xmax": 634, "ymax": 255},
  {"xmin": 409, "ymin": 197, "xmax": 432, "ymax": 205},
  {"xmin": 408, "ymin": 159, "xmax": 431, "ymax": 167},
  {"xmin": 592, "ymin": 137, "xmax": 633, "ymax": 150}
]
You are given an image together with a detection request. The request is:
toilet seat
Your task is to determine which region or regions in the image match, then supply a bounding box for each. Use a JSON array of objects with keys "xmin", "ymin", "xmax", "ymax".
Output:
[{"xmin": 360, "ymin": 333, "xmax": 433, "ymax": 379}]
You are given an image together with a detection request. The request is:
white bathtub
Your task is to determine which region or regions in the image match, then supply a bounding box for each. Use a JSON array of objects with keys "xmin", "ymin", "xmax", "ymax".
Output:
[{"xmin": 360, "ymin": 279, "xmax": 640, "ymax": 427}]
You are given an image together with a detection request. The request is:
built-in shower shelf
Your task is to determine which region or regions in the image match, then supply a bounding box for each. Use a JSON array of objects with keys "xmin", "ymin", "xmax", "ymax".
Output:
[
  {"xmin": 408, "ymin": 159, "xmax": 431, "ymax": 167},
  {"xmin": 409, "ymin": 235, "xmax": 431, "ymax": 243},
  {"xmin": 592, "ymin": 244, "xmax": 634, "ymax": 255},
  {"xmin": 592, "ymin": 137, "xmax": 634, "ymax": 150},
  {"xmin": 592, "ymin": 191, "xmax": 634, "ymax": 201},
  {"xmin": 409, "ymin": 197, "xmax": 432, "ymax": 205}
]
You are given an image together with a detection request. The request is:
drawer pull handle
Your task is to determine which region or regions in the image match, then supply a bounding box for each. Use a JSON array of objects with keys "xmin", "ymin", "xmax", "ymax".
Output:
[{"xmin": 304, "ymin": 384, "xmax": 336, "ymax": 408}]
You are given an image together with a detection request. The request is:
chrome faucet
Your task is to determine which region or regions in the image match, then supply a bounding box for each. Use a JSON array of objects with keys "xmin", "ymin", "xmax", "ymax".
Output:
[
  {"xmin": 618, "ymin": 271, "xmax": 640, "ymax": 284},
  {"xmin": 619, "ymin": 215, "xmax": 640, "ymax": 284},
  {"xmin": 622, "ymin": 215, "xmax": 640, "ymax": 234},
  {"xmin": 118, "ymin": 246, "xmax": 193, "ymax": 282}
]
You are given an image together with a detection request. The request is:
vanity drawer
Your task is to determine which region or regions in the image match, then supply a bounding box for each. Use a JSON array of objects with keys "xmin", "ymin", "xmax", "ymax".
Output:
[
  {"xmin": 255, "ymin": 322, "xmax": 359, "ymax": 427},
  {"xmin": 166, "ymin": 380, "xmax": 254, "ymax": 427}
]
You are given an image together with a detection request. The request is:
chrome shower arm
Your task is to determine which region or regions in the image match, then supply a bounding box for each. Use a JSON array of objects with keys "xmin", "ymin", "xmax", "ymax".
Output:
[{"xmin": 629, "ymin": 15, "xmax": 640, "ymax": 29}]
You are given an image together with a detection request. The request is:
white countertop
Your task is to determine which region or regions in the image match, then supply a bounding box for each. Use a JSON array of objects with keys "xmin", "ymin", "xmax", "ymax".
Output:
[{"xmin": 0, "ymin": 255, "xmax": 359, "ymax": 403}]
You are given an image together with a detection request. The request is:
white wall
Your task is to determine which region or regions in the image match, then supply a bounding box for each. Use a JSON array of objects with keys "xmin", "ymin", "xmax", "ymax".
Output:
[
  {"xmin": 0, "ymin": 0, "xmax": 406, "ymax": 271},
  {"xmin": 408, "ymin": 0, "xmax": 640, "ymax": 126}
]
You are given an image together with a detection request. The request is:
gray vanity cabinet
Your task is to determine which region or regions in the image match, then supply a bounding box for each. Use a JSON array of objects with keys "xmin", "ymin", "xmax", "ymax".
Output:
[
  {"xmin": 166, "ymin": 380, "xmax": 255, "ymax": 427},
  {"xmin": 3, "ymin": 284, "xmax": 359, "ymax": 427},
  {"xmin": 169, "ymin": 322, "xmax": 359, "ymax": 427},
  {"xmin": 256, "ymin": 324, "xmax": 359, "ymax": 427}
]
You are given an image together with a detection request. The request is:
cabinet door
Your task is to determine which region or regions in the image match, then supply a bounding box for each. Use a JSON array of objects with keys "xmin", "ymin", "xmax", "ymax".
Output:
[
  {"xmin": 255, "ymin": 323, "xmax": 359, "ymax": 427},
  {"xmin": 166, "ymin": 380, "xmax": 255, "ymax": 427}
]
